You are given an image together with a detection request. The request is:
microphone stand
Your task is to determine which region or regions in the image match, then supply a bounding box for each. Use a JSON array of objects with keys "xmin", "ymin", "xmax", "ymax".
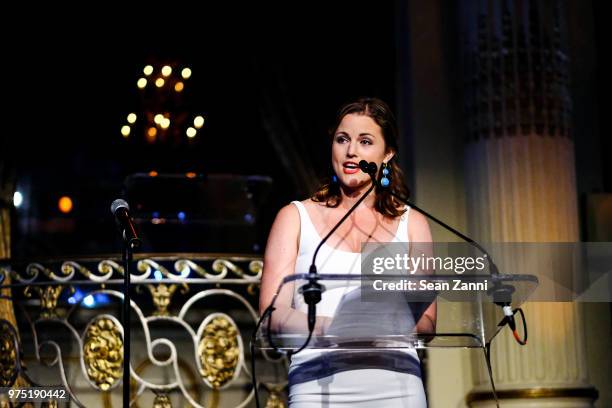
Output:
[
  {"xmin": 111, "ymin": 199, "xmax": 141, "ymax": 407},
  {"xmin": 121, "ymin": 236, "xmax": 140, "ymax": 407},
  {"xmin": 357, "ymin": 161, "xmax": 508, "ymax": 293},
  {"xmin": 295, "ymin": 179, "xmax": 377, "ymax": 355},
  {"xmin": 360, "ymin": 161, "xmax": 525, "ymax": 335},
  {"xmin": 383, "ymin": 189, "xmax": 521, "ymax": 307},
  {"xmin": 251, "ymin": 174, "xmax": 376, "ymax": 408}
]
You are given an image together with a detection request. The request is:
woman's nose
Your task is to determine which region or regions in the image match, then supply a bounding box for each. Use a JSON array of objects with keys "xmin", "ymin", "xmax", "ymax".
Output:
[{"xmin": 346, "ymin": 141, "xmax": 357, "ymax": 157}]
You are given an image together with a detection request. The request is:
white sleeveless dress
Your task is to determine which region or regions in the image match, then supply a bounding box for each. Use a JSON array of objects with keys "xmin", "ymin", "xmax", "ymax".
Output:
[{"xmin": 288, "ymin": 201, "xmax": 428, "ymax": 408}]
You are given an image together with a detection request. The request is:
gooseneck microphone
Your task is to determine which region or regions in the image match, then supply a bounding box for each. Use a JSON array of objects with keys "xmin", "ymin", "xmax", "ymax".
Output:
[
  {"xmin": 252, "ymin": 171, "xmax": 380, "ymax": 407},
  {"xmin": 110, "ymin": 199, "xmax": 141, "ymax": 249},
  {"xmin": 296, "ymin": 166, "xmax": 378, "ymax": 352}
]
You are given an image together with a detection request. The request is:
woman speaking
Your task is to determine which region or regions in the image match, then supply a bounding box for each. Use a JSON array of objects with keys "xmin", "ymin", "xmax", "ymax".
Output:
[{"xmin": 260, "ymin": 97, "xmax": 436, "ymax": 407}]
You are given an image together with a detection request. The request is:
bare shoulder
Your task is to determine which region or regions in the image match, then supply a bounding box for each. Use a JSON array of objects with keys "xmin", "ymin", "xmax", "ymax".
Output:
[
  {"xmin": 408, "ymin": 208, "xmax": 428, "ymax": 227},
  {"xmin": 264, "ymin": 203, "xmax": 301, "ymax": 259},
  {"xmin": 301, "ymin": 198, "xmax": 326, "ymax": 218},
  {"xmin": 272, "ymin": 202, "xmax": 301, "ymax": 232},
  {"xmin": 408, "ymin": 208, "xmax": 432, "ymax": 242}
]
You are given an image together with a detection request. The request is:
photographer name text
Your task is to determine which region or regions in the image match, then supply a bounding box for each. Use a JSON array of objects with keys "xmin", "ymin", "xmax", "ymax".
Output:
[{"xmin": 372, "ymin": 278, "xmax": 488, "ymax": 291}]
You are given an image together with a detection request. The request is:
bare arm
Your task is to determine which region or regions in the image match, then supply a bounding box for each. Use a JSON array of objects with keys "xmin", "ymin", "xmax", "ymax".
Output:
[
  {"xmin": 259, "ymin": 203, "xmax": 329, "ymax": 335},
  {"xmin": 408, "ymin": 210, "xmax": 437, "ymax": 335},
  {"xmin": 260, "ymin": 204, "xmax": 300, "ymax": 314}
]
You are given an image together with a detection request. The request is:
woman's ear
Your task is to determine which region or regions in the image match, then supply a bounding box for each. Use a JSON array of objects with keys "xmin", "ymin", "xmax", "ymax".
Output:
[{"xmin": 384, "ymin": 150, "xmax": 395, "ymax": 163}]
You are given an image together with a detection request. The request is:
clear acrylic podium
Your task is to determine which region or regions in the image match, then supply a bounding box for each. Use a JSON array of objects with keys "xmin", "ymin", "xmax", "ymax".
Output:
[{"xmin": 255, "ymin": 273, "xmax": 538, "ymax": 351}]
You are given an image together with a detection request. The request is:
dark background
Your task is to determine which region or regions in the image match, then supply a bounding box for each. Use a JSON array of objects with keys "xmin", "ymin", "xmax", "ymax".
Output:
[
  {"xmin": 4, "ymin": 3, "xmax": 398, "ymax": 257},
  {"xmin": 2, "ymin": 1, "xmax": 606, "ymax": 258}
]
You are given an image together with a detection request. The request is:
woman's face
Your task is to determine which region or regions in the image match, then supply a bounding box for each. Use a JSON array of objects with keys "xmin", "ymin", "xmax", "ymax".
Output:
[{"xmin": 331, "ymin": 113, "xmax": 394, "ymax": 190}]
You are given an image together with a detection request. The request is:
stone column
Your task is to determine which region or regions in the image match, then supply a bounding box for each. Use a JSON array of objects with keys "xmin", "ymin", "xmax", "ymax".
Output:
[
  {"xmin": 464, "ymin": 135, "xmax": 597, "ymax": 407},
  {"xmin": 461, "ymin": 1, "xmax": 597, "ymax": 405}
]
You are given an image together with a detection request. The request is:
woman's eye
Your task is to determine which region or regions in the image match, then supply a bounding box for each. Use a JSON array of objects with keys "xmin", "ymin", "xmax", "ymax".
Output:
[
  {"xmin": 335, "ymin": 136, "xmax": 348, "ymax": 143},
  {"xmin": 361, "ymin": 139, "xmax": 373, "ymax": 145}
]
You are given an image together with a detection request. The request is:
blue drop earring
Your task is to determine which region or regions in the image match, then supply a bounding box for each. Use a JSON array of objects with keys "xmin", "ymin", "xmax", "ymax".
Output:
[
  {"xmin": 332, "ymin": 174, "xmax": 338, "ymax": 184},
  {"xmin": 380, "ymin": 163, "xmax": 390, "ymax": 187}
]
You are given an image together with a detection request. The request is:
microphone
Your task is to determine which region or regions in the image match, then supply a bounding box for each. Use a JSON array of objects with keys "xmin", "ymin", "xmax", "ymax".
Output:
[
  {"xmin": 110, "ymin": 199, "xmax": 141, "ymax": 249},
  {"xmin": 359, "ymin": 160, "xmax": 377, "ymax": 176}
]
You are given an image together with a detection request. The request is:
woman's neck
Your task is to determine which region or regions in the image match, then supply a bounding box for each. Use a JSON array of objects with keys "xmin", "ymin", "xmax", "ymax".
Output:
[{"xmin": 338, "ymin": 182, "xmax": 376, "ymax": 210}]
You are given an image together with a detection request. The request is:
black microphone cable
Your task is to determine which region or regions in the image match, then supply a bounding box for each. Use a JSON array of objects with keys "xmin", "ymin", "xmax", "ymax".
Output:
[
  {"xmin": 250, "ymin": 302, "xmax": 276, "ymax": 408},
  {"xmin": 359, "ymin": 160, "xmax": 526, "ymax": 343},
  {"xmin": 296, "ymin": 173, "xmax": 377, "ymax": 355},
  {"xmin": 251, "ymin": 167, "xmax": 377, "ymax": 408}
]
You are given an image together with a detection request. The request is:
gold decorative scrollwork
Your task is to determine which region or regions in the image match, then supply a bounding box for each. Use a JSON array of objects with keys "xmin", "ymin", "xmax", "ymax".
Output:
[
  {"xmin": 147, "ymin": 284, "xmax": 178, "ymax": 316},
  {"xmin": 39, "ymin": 286, "xmax": 65, "ymax": 318},
  {"xmin": 98, "ymin": 260, "xmax": 124, "ymax": 275},
  {"xmin": 27, "ymin": 262, "xmax": 72, "ymax": 281},
  {"xmin": 138, "ymin": 259, "xmax": 173, "ymax": 279},
  {"xmin": 247, "ymin": 283, "xmax": 259, "ymax": 297},
  {"xmin": 174, "ymin": 259, "xmax": 208, "ymax": 279},
  {"xmin": 62, "ymin": 261, "xmax": 114, "ymax": 282},
  {"xmin": 264, "ymin": 384, "xmax": 287, "ymax": 408},
  {"xmin": 152, "ymin": 393, "xmax": 173, "ymax": 408},
  {"xmin": 212, "ymin": 259, "xmax": 241, "ymax": 278},
  {"xmin": 61, "ymin": 261, "xmax": 92, "ymax": 278},
  {"xmin": 197, "ymin": 315, "xmax": 242, "ymax": 389},
  {"xmin": 9, "ymin": 263, "xmax": 39, "ymax": 283},
  {"xmin": 24, "ymin": 286, "xmax": 67, "ymax": 318},
  {"xmin": 249, "ymin": 260, "xmax": 263, "ymax": 278},
  {"xmin": 2, "ymin": 254, "xmax": 268, "ymax": 407},
  {"xmin": 82, "ymin": 316, "xmax": 124, "ymax": 391},
  {"xmin": 0, "ymin": 320, "xmax": 18, "ymax": 387}
]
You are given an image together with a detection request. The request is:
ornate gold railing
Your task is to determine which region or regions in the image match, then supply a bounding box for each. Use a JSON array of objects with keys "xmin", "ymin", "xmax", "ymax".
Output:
[{"xmin": 0, "ymin": 254, "xmax": 287, "ymax": 407}]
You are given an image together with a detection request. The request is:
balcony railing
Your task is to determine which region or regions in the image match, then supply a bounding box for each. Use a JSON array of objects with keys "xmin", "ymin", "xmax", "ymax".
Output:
[{"xmin": 0, "ymin": 254, "xmax": 287, "ymax": 407}]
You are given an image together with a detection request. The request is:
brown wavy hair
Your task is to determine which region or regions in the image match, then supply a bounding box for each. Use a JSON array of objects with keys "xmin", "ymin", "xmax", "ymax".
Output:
[{"xmin": 311, "ymin": 97, "xmax": 410, "ymax": 218}]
